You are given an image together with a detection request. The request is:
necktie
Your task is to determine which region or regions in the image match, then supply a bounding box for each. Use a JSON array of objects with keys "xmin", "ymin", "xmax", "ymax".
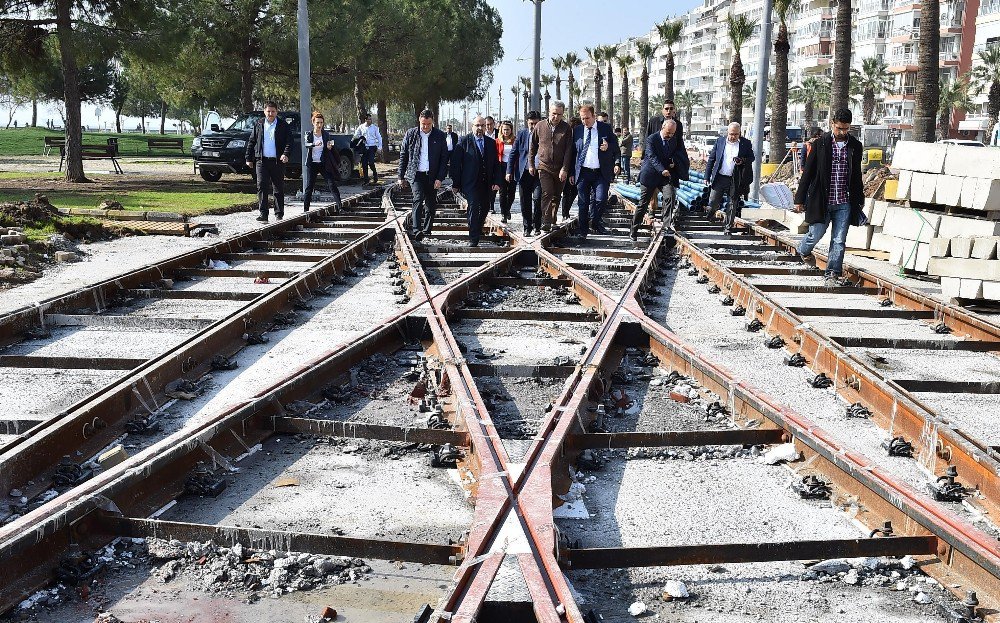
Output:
[
  {"xmin": 476, "ymin": 138, "xmax": 483, "ymax": 155},
  {"xmin": 580, "ymin": 127, "xmax": 592, "ymax": 166}
]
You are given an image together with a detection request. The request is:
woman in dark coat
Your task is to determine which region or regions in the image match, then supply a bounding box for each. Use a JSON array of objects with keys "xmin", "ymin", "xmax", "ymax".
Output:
[{"xmin": 303, "ymin": 111, "xmax": 343, "ymax": 213}]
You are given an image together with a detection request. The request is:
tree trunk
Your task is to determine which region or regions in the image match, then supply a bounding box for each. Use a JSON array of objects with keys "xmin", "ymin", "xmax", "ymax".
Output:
[
  {"xmin": 805, "ymin": 101, "xmax": 815, "ymax": 132},
  {"xmin": 377, "ymin": 98, "xmax": 388, "ymax": 163},
  {"xmin": 595, "ymin": 70, "xmax": 603, "ymax": 115},
  {"xmin": 114, "ymin": 107, "xmax": 122, "ymax": 133},
  {"xmin": 990, "ymin": 81, "xmax": 1000, "ymax": 132},
  {"xmin": 354, "ymin": 74, "xmax": 367, "ymax": 125},
  {"xmin": 31, "ymin": 98, "xmax": 37, "ymax": 127},
  {"xmin": 912, "ymin": 0, "xmax": 939, "ymax": 142},
  {"xmin": 514, "ymin": 95, "xmax": 519, "ymax": 129},
  {"xmin": 938, "ymin": 109, "xmax": 950, "ymax": 140},
  {"xmin": 523, "ymin": 91, "xmax": 529, "ymax": 124},
  {"xmin": 568, "ymin": 72, "xmax": 575, "ymax": 113},
  {"xmin": 770, "ymin": 23, "xmax": 790, "ymax": 165},
  {"xmin": 863, "ymin": 90, "xmax": 875, "ymax": 125},
  {"xmin": 544, "ymin": 90, "xmax": 551, "ymax": 113},
  {"xmin": 239, "ymin": 49, "xmax": 254, "ymax": 113},
  {"xmin": 621, "ymin": 66, "xmax": 630, "ymax": 130},
  {"xmin": 605, "ymin": 62, "xmax": 614, "ymax": 118},
  {"xmin": 729, "ymin": 54, "xmax": 745, "ymax": 125},
  {"xmin": 830, "ymin": 0, "xmax": 852, "ymax": 114},
  {"xmin": 686, "ymin": 108, "xmax": 693, "ymax": 130},
  {"xmin": 140, "ymin": 114, "xmax": 146, "ymax": 134},
  {"xmin": 55, "ymin": 0, "xmax": 85, "ymax": 182},
  {"xmin": 665, "ymin": 50, "xmax": 675, "ymax": 100},
  {"xmin": 159, "ymin": 100, "xmax": 167, "ymax": 134},
  {"xmin": 639, "ymin": 69, "xmax": 649, "ymax": 144},
  {"xmin": 555, "ymin": 74, "xmax": 562, "ymax": 100}
]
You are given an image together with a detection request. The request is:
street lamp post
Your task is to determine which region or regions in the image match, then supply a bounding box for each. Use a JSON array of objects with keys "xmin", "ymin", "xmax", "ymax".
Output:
[
  {"xmin": 750, "ymin": 0, "xmax": 774, "ymax": 202},
  {"xmin": 530, "ymin": 0, "xmax": 543, "ymax": 111},
  {"xmin": 296, "ymin": 0, "xmax": 311, "ymax": 196}
]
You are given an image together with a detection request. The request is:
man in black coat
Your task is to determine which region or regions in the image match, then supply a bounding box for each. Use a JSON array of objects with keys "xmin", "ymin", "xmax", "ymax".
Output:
[
  {"xmin": 398, "ymin": 109, "xmax": 450, "ymax": 240},
  {"xmin": 452, "ymin": 115, "xmax": 502, "ymax": 246},
  {"xmin": 507, "ymin": 110, "xmax": 542, "ymax": 235},
  {"xmin": 645, "ymin": 100, "xmax": 685, "ymax": 151},
  {"xmin": 705, "ymin": 122, "xmax": 756, "ymax": 233},
  {"xmin": 630, "ymin": 119, "xmax": 689, "ymax": 240},
  {"xmin": 245, "ymin": 101, "xmax": 293, "ymax": 221},
  {"xmin": 794, "ymin": 107, "xmax": 867, "ymax": 286}
]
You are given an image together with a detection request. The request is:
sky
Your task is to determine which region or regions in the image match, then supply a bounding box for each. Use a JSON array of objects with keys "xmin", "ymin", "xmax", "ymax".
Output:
[{"xmin": 6, "ymin": 0, "xmax": 702, "ymax": 129}]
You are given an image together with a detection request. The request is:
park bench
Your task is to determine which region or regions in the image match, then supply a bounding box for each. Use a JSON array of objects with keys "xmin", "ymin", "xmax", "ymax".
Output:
[
  {"xmin": 59, "ymin": 143, "xmax": 124, "ymax": 174},
  {"xmin": 42, "ymin": 136, "xmax": 66, "ymax": 156},
  {"xmin": 147, "ymin": 137, "xmax": 185, "ymax": 154}
]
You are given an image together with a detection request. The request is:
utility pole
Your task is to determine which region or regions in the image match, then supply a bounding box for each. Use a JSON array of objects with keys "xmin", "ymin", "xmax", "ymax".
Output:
[
  {"xmin": 296, "ymin": 0, "xmax": 311, "ymax": 196},
  {"xmin": 531, "ymin": 0, "xmax": 543, "ymax": 111},
  {"xmin": 750, "ymin": 0, "xmax": 773, "ymax": 202},
  {"xmin": 499, "ymin": 86, "xmax": 503, "ymax": 122}
]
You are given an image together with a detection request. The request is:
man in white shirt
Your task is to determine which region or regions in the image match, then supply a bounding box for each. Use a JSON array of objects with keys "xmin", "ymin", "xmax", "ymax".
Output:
[
  {"xmin": 353, "ymin": 113, "xmax": 383, "ymax": 185},
  {"xmin": 245, "ymin": 101, "xmax": 292, "ymax": 221},
  {"xmin": 398, "ymin": 109, "xmax": 449, "ymax": 240},
  {"xmin": 705, "ymin": 122, "xmax": 755, "ymax": 230}
]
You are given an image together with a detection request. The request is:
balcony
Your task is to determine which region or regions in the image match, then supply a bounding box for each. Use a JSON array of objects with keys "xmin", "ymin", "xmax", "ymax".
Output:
[
  {"xmin": 982, "ymin": 0, "xmax": 1000, "ymax": 15},
  {"xmin": 858, "ymin": 0, "xmax": 892, "ymax": 13}
]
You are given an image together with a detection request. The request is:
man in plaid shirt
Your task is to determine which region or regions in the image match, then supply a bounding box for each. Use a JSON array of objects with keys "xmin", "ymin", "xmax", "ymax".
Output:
[{"xmin": 793, "ymin": 108, "xmax": 867, "ymax": 286}]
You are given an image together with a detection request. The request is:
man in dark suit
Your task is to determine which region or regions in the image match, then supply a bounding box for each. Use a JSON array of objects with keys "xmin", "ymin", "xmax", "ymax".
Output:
[
  {"xmin": 507, "ymin": 110, "xmax": 542, "ymax": 235},
  {"xmin": 705, "ymin": 122, "xmax": 756, "ymax": 233},
  {"xmin": 245, "ymin": 101, "xmax": 292, "ymax": 221},
  {"xmin": 645, "ymin": 100, "xmax": 684, "ymax": 152},
  {"xmin": 630, "ymin": 119, "xmax": 689, "ymax": 240},
  {"xmin": 398, "ymin": 109, "xmax": 450, "ymax": 240},
  {"xmin": 794, "ymin": 108, "xmax": 867, "ymax": 286},
  {"xmin": 451, "ymin": 116, "xmax": 502, "ymax": 246},
  {"xmin": 572, "ymin": 104, "xmax": 620, "ymax": 237}
]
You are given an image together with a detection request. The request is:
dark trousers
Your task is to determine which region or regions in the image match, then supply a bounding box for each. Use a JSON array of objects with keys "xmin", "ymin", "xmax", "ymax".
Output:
[
  {"xmin": 411, "ymin": 172, "xmax": 438, "ymax": 235},
  {"xmin": 361, "ymin": 146, "xmax": 378, "ymax": 182},
  {"xmin": 707, "ymin": 174, "xmax": 733, "ymax": 219},
  {"xmin": 538, "ymin": 168, "xmax": 564, "ymax": 228},
  {"xmin": 560, "ymin": 183, "xmax": 577, "ymax": 218},
  {"xmin": 498, "ymin": 176, "xmax": 516, "ymax": 219},
  {"xmin": 620, "ymin": 154, "xmax": 632, "ymax": 182},
  {"xmin": 465, "ymin": 182, "xmax": 491, "ymax": 244},
  {"xmin": 518, "ymin": 173, "xmax": 540, "ymax": 231},
  {"xmin": 576, "ymin": 168, "xmax": 609, "ymax": 234},
  {"xmin": 303, "ymin": 161, "xmax": 341, "ymax": 212},
  {"xmin": 255, "ymin": 158, "xmax": 285, "ymax": 218},
  {"xmin": 631, "ymin": 183, "xmax": 677, "ymax": 235}
]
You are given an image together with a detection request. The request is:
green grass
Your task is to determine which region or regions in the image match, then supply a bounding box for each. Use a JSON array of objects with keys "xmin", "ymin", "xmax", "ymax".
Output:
[
  {"xmin": 0, "ymin": 127, "xmax": 196, "ymax": 157},
  {"xmin": 0, "ymin": 188, "xmax": 254, "ymax": 215},
  {"xmin": 0, "ymin": 171, "xmax": 63, "ymax": 180}
]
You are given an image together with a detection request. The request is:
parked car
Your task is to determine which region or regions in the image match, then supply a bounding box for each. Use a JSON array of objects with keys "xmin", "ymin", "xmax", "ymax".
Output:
[
  {"xmin": 938, "ymin": 139, "xmax": 986, "ymax": 147},
  {"xmin": 192, "ymin": 111, "xmax": 357, "ymax": 182}
]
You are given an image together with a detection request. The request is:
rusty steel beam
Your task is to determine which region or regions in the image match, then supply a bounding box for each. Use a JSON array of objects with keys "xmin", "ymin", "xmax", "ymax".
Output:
[
  {"xmin": 174, "ymin": 268, "xmax": 300, "ymax": 279},
  {"xmin": 0, "ymin": 356, "xmax": 146, "ymax": 370},
  {"xmin": 453, "ymin": 309, "xmax": 599, "ymax": 322},
  {"xmin": 85, "ymin": 514, "xmax": 463, "ymax": 565},
  {"xmin": 269, "ymin": 416, "xmax": 470, "ymax": 445},
  {"xmin": 466, "ymin": 363, "xmax": 578, "ymax": 378},
  {"xmin": 566, "ymin": 428, "xmax": 786, "ymax": 450},
  {"xmin": 124, "ymin": 289, "xmax": 260, "ymax": 301},
  {"xmin": 563, "ymin": 536, "xmax": 939, "ymax": 569}
]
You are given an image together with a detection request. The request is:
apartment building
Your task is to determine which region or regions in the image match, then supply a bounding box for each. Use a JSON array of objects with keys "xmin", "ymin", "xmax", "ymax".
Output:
[{"xmin": 575, "ymin": 0, "xmax": 981, "ymax": 141}]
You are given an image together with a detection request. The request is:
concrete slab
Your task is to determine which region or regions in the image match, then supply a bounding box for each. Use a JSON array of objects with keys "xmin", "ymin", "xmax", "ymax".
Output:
[
  {"xmin": 891, "ymin": 240, "xmax": 929, "ymax": 273},
  {"xmin": 929, "ymin": 237, "xmax": 951, "ymax": 258},
  {"xmin": 909, "ymin": 172, "xmax": 938, "ymax": 203},
  {"xmin": 960, "ymin": 278, "xmax": 984, "ymax": 299},
  {"xmin": 983, "ymin": 280, "xmax": 1000, "ymax": 300},
  {"xmin": 895, "ymin": 170, "xmax": 912, "ymax": 201},
  {"xmin": 971, "ymin": 236, "xmax": 999, "ymax": 259},
  {"xmin": 950, "ymin": 236, "xmax": 974, "ymax": 258},
  {"xmin": 937, "ymin": 213, "xmax": 1000, "ymax": 238},
  {"xmin": 928, "ymin": 256, "xmax": 1000, "ymax": 280},
  {"xmin": 845, "ymin": 224, "xmax": 874, "ymax": 250},
  {"xmin": 971, "ymin": 178, "xmax": 1000, "ymax": 211},
  {"xmin": 892, "ymin": 140, "xmax": 946, "ymax": 173},
  {"xmin": 934, "ymin": 174, "xmax": 963, "ymax": 206},
  {"xmin": 941, "ymin": 276, "xmax": 961, "ymax": 299},
  {"xmin": 961, "ymin": 176, "xmax": 980, "ymax": 208},
  {"xmin": 870, "ymin": 231, "xmax": 899, "ymax": 253},
  {"xmin": 882, "ymin": 204, "xmax": 940, "ymax": 243},
  {"xmin": 870, "ymin": 201, "xmax": 890, "ymax": 227},
  {"xmin": 944, "ymin": 142, "xmax": 1000, "ymax": 178},
  {"xmin": 782, "ymin": 210, "xmax": 808, "ymax": 234}
]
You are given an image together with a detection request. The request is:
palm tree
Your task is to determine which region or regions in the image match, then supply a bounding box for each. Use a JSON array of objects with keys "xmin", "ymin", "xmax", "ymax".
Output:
[
  {"xmin": 912, "ymin": 0, "xmax": 940, "ymax": 142},
  {"xmin": 972, "ymin": 46, "xmax": 1000, "ymax": 131},
  {"xmin": 675, "ymin": 89, "xmax": 703, "ymax": 131},
  {"xmin": 791, "ymin": 76, "xmax": 831, "ymax": 133},
  {"xmin": 939, "ymin": 76, "xmax": 974, "ymax": 139},
  {"xmin": 636, "ymin": 40, "xmax": 658, "ymax": 141},
  {"xmin": 511, "ymin": 84, "xmax": 521, "ymax": 127},
  {"xmin": 551, "ymin": 55, "xmax": 565, "ymax": 100},
  {"xmin": 726, "ymin": 14, "xmax": 759, "ymax": 125},
  {"xmin": 656, "ymin": 19, "xmax": 684, "ymax": 100},
  {"xmin": 541, "ymin": 74, "xmax": 554, "ymax": 112},
  {"xmin": 617, "ymin": 53, "xmax": 635, "ymax": 130},
  {"xmin": 743, "ymin": 80, "xmax": 774, "ymax": 114},
  {"xmin": 851, "ymin": 56, "xmax": 894, "ymax": 125},
  {"xmin": 604, "ymin": 44, "xmax": 619, "ymax": 119},
  {"xmin": 586, "ymin": 46, "xmax": 604, "ymax": 113},
  {"xmin": 770, "ymin": 0, "xmax": 796, "ymax": 164},
  {"xmin": 520, "ymin": 76, "xmax": 532, "ymax": 117},
  {"xmin": 569, "ymin": 83, "xmax": 583, "ymax": 112},
  {"xmin": 831, "ymin": 0, "xmax": 852, "ymax": 113},
  {"xmin": 564, "ymin": 52, "xmax": 580, "ymax": 112},
  {"xmin": 649, "ymin": 94, "xmax": 666, "ymax": 119}
]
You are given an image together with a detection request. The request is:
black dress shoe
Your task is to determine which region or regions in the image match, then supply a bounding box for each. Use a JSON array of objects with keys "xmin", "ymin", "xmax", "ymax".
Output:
[
  {"xmin": 469, "ymin": 240, "xmax": 479, "ymax": 247},
  {"xmin": 275, "ymin": 213, "xmax": 283, "ymax": 221},
  {"xmin": 255, "ymin": 215, "xmax": 268, "ymax": 222}
]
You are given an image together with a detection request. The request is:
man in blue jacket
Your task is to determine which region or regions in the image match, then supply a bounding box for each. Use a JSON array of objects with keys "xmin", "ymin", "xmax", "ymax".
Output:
[
  {"xmin": 705, "ymin": 122, "xmax": 756, "ymax": 232},
  {"xmin": 572, "ymin": 104, "xmax": 620, "ymax": 237},
  {"xmin": 507, "ymin": 110, "xmax": 542, "ymax": 235},
  {"xmin": 398, "ymin": 109, "xmax": 450, "ymax": 240},
  {"xmin": 451, "ymin": 116, "xmax": 502, "ymax": 246},
  {"xmin": 630, "ymin": 119, "xmax": 689, "ymax": 240}
]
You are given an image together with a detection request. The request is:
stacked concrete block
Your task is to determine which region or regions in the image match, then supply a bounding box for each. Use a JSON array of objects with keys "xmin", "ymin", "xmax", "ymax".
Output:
[{"xmin": 928, "ymin": 235, "xmax": 1000, "ymax": 302}]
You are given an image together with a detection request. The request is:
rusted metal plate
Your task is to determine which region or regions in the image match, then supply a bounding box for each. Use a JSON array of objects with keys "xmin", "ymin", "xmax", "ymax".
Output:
[
  {"xmin": 269, "ymin": 416, "xmax": 470, "ymax": 445},
  {"xmin": 566, "ymin": 428, "xmax": 786, "ymax": 449}
]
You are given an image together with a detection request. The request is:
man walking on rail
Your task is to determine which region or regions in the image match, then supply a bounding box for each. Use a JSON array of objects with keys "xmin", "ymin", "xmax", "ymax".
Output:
[
  {"xmin": 508, "ymin": 110, "xmax": 542, "ymax": 235},
  {"xmin": 245, "ymin": 101, "xmax": 292, "ymax": 222},
  {"xmin": 354, "ymin": 113, "xmax": 383, "ymax": 185},
  {"xmin": 398, "ymin": 109, "xmax": 450, "ymax": 241},
  {"xmin": 705, "ymin": 122, "xmax": 755, "ymax": 234},
  {"xmin": 645, "ymin": 100, "xmax": 684, "ymax": 149},
  {"xmin": 572, "ymin": 104, "xmax": 620, "ymax": 238},
  {"xmin": 452, "ymin": 115, "xmax": 502, "ymax": 247},
  {"xmin": 793, "ymin": 108, "xmax": 867, "ymax": 287},
  {"xmin": 529, "ymin": 101, "xmax": 574, "ymax": 232},
  {"xmin": 630, "ymin": 119, "xmax": 688, "ymax": 241}
]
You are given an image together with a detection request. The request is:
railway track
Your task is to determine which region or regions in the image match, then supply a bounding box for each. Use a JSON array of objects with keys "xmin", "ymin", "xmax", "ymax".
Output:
[{"xmin": 1, "ymin": 186, "xmax": 1000, "ymax": 622}]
